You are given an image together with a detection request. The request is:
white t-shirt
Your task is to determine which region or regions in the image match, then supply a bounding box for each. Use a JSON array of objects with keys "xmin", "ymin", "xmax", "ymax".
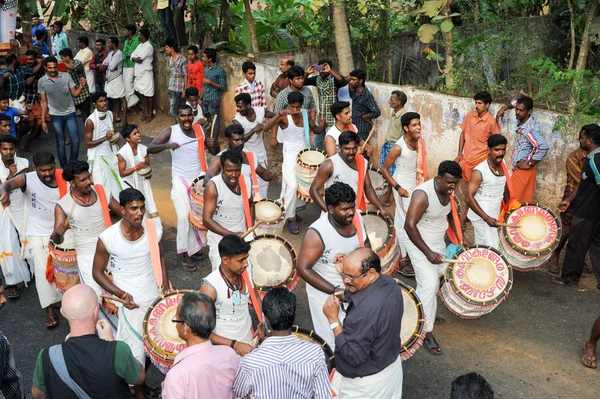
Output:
[{"xmin": 23, "ymin": 172, "xmax": 62, "ymax": 237}]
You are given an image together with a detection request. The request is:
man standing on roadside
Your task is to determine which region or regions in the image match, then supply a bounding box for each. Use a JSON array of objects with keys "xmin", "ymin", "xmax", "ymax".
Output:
[
  {"xmin": 89, "ymin": 38, "xmax": 108, "ymax": 94},
  {"xmin": 53, "ymin": 21, "xmax": 68, "ymax": 61},
  {"xmin": 59, "ymin": 48, "xmax": 91, "ymax": 125},
  {"xmin": 23, "ymin": 50, "xmax": 45, "ymax": 152},
  {"xmin": 234, "ymin": 61, "xmax": 266, "ymax": 108},
  {"xmin": 187, "ymin": 45, "xmax": 204, "ymax": 96},
  {"xmin": 347, "ymin": 69, "xmax": 380, "ymax": 141},
  {"xmin": 379, "ymin": 90, "xmax": 407, "ymax": 206},
  {"xmin": 75, "ymin": 36, "xmax": 96, "ymax": 94},
  {"xmin": 122, "ymin": 24, "xmax": 140, "ymax": 109},
  {"xmin": 103, "ymin": 37, "xmax": 127, "ymax": 126},
  {"xmin": 202, "ymin": 48, "xmax": 226, "ymax": 138},
  {"xmin": 131, "ymin": 28, "xmax": 155, "ymax": 123},
  {"xmin": 31, "ymin": 14, "xmax": 46, "ymax": 41},
  {"xmin": 270, "ymin": 56, "xmax": 294, "ymax": 98},
  {"xmin": 165, "ymin": 39, "xmax": 187, "ymax": 122}
]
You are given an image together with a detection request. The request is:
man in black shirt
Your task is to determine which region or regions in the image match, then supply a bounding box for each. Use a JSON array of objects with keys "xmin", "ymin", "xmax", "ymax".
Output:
[
  {"xmin": 553, "ymin": 123, "xmax": 600, "ymax": 287},
  {"xmin": 323, "ymin": 247, "xmax": 403, "ymax": 398}
]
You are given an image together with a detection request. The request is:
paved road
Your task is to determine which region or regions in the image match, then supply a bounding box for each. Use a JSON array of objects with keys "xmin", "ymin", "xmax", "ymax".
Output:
[{"xmin": 1, "ymin": 120, "xmax": 599, "ymax": 398}]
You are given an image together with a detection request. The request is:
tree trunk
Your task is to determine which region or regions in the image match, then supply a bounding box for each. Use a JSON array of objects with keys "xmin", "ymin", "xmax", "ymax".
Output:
[
  {"xmin": 382, "ymin": 3, "xmax": 392, "ymax": 83},
  {"xmin": 216, "ymin": 0, "xmax": 232, "ymax": 42},
  {"xmin": 566, "ymin": 0, "xmax": 576, "ymax": 70},
  {"xmin": 244, "ymin": 0, "xmax": 260, "ymax": 53},
  {"xmin": 442, "ymin": 0, "xmax": 455, "ymax": 88},
  {"xmin": 331, "ymin": 0, "xmax": 354, "ymax": 75},
  {"xmin": 568, "ymin": 0, "xmax": 598, "ymax": 112},
  {"xmin": 475, "ymin": 0, "xmax": 480, "ymax": 24}
]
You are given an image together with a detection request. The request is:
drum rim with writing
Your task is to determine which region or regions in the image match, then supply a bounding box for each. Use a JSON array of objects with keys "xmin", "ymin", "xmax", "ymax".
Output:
[
  {"xmin": 296, "ymin": 148, "xmax": 327, "ymax": 169},
  {"xmin": 255, "ymin": 199, "xmax": 286, "ymax": 224},
  {"xmin": 291, "ymin": 325, "xmax": 335, "ymax": 371},
  {"xmin": 367, "ymin": 166, "xmax": 388, "ymax": 193},
  {"xmin": 142, "ymin": 290, "xmax": 195, "ymax": 373},
  {"xmin": 360, "ymin": 210, "xmax": 400, "ymax": 275},
  {"xmin": 501, "ymin": 202, "xmax": 562, "ymax": 257},
  {"xmin": 361, "ymin": 210, "xmax": 394, "ymax": 253},
  {"xmin": 249, "ymin": 234, "xmax": 298, "ymax": 293},
  {"xmin": 444, "ymin": 245, "xmax": 513, "ymax": 306},
  {"xmin": 394, "ymin": 279, "xmax": 425, "ymax": 360}
]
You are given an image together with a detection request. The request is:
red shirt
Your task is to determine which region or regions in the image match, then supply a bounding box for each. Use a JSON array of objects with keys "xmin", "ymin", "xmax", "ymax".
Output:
[{"xmin": 188, "ymin": 60, "xmax": 205, "ymax": 93}]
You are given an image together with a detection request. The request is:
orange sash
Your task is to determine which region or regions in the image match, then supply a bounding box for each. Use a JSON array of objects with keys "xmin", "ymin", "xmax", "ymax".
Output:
[
  {"xmin": 349, "ymin": 124, "xmax": 358, "ymax": 133},
  {"xmin": 192, "ymin": 124, "xmax": 207, "ymax": 173},
  {"xmin": 144, "ymin": 218, "xmax": 172, "ymax": 290},
  {"xmin": 93, "ymin": 184, "xmax": 112, "ymax": 229},
  {"xmin": 55, "ymin": 169, "xmax": 68, "ymax": 198},
  {"xmin": 416, "ymin": 137, "xmax": 428, "ymax": 185},
  {"xmin": 446, "ymin": 194, "xmax": 463, "ymax": 246},
  {"xmin": 352, "ymin": 213, "xmax": 365, "ymax": 248},
  {"xmin": 498, "ymin": 162, "xmax": 521, "ymax": 221},
  {"xmin": 244, "ymin": 151, "xmax": 261, "ymax": 200},
  {"xmin": 355, "ymin": 154, "xmax": 366, "ymax": 212}
]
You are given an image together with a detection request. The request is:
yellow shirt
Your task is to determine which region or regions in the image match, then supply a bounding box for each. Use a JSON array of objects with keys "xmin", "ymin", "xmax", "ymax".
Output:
[
  {"xmin": 157, "ymin": 0, "xmax": 169, "ymax": 9},
  {"xmin": 384, "ymin": 109, "xmax": 405, "ymax": 143}
]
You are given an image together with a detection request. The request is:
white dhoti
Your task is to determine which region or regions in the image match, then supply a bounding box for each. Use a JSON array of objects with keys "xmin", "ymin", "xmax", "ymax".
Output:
[
  {"xmin": 123, "ymin": 68, "xmax": 139, "ymax": 108},
  {"xmin": 306, "ymin": 284, "xmax": 345, "ymax": 351},
  {"xmin": 75, "ymin": 249, "xmax": 103, "ymax": 299},
  {"xmin": 28, "ymin": 236, "xmax": 63, "ymax": 309},
  {"xmin": 392, "ymin": 190, "xmax": 411, "ymax": 259},
  {"xmin": 105, "ymin": 76, "xmax": 126, "ymax": 99},
  {"xmin": 257, "ymin": 158, "xmax": 269, "ymax": 199},
  {"xmin": 335, "ymin": 357, "xmax": 403, "ymax": 399},
  {"xmin": 91, "ymin": 155, "xmax": 124, "ymax": 201},
  {"xmin": 86, "ymin": 70, "xmax": 96, "ymax": 94},
  {"xmin": 172, "ymin": 176, "xmax": 205, "ymax": 257},
  {"xmin": 134, "ymin": 71, "xmax": 154, "ymax": 97},
  {"xmin": 404, "ymin": 240, "xmax": 447, "ymax": 332},
  {"xmin": 279, "ymin": 155, "xmax": 302, "ymax": 220},
  {"xmin": 0, "ymin": 209, "xmax": 30, "ymax": 286},
  {"xmin": 470, "ymin": 218, "xmax": 500, "ymax": 249},
  {"xmin": 116, "ymin": 298, "xmax": 155, "ymax": 364}
]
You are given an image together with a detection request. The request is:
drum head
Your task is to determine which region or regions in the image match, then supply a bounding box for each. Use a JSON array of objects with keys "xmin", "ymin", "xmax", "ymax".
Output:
[
  {"xmin": 108, "ymin": 133, "xmax": 121, "ymax": 143},
  {"xmin": 395, "ymin": 279, "xmax": 425, "ymax": 358},
  {"xmin": 291, "ymin": 326, "xmax": 335, "ymax": 371},
  {"xmin": 137, "ymin": 165, "xmax": 152, "ymax": 176},
  {"xmin": 192, "ymin": 177, "xmax": 205, "ymax": 195},
  {"xmin": 503, "ymin": 203, "xmax": 561, "ymax": 256},
  {"xmin": 362, "ymin": 212, "xmax": 392, "ymax": 252},
  {"xmin": 255, "ymin": 200, "xmax": 283, "ymax": 223},
  {"xmin": 249, "ymin": 235, "xmax": 296, "ymax": 289},
  {"xmin": 368, "ymin": 168, "xmax": 386, "ymax": 189},
  {"xmin": 299, "ymin": 150, "xmax": 326, "ymax": 166}
]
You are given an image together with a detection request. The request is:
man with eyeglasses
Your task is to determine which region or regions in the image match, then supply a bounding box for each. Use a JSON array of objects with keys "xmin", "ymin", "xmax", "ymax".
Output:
[
  {"xmin": 297, "ymin": 182, "xmax": 370, "ymax": 350},
  {"xmin": 324, "ymin": 247, "xmax": 403, "ymax": 398}
]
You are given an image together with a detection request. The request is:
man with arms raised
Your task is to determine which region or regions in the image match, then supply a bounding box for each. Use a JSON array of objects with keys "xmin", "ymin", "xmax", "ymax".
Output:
[
  {"xmin": 466, "ymin": 134, "xmax": 510, "ymax": 248},
  {"xmin": 148, "ymin": 105, "xmax": 218, "ymax": 270},
  {"xmin": 297, "ymin": 182, "xmax": 369, "ymax": 349},
  {"xmin": 203, "ymin": 150, "xmax": 255, "ymax": 271},
  {"xmin": 309, "ymin": 130, "xmax": 389, "ymax": 218},
  {"xmin": 404, "ymin": 160, "xmax": 462, "ymax": 354},
  {"xmin": 51, "ymin": 160, "xmax": 121, "ymax": 298},
  {"xmin": 0, "ymin": 151, "xmax": 65, "ymax": 328}
]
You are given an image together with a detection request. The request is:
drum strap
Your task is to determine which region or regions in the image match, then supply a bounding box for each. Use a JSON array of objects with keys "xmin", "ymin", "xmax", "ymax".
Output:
[
  {"xmin": 352, "ymin": 214, "xmax": 365, "ymax": 248},
  {"xmin": 93, "ymin": 184, "xmax": 112, "ymax": 229},
  {"xmin": 301, "ymin": 109, "xmax": 310, "ymax": 148},
  {"xmin": 48, "ymin": 345, "xmax": 92, "ymax": 399},
  {"xmin": 446, "ymin": 194, "xmax": 463, "ymax": 246},
  {"xmin": 416, "ymin": 137, "xmax": 428, "ymax": 185},
  {"xmin": 355, "ymin": 154, "xmax": 366, "ymax": 212},
  {"xmin": 589, "ymin": 156, "xmax": 600, "ymax": 184},
  {"xmin": 349, "ymin": 123, "xmax": 357, "ymax": 133},
  {"xmin": 499, "ymin": 162, "xmax": 521, "ymax": 220},
  {"xmin": 244, "ymin": 151, "xmax": 261, "ymax": 200},
  {"xmin": 192, "ymin": 124, "xmax": 207, "ymax": 173},
  {"xmin": 55, "ymin": 169, "xmax": 68, "ymax": 198}
]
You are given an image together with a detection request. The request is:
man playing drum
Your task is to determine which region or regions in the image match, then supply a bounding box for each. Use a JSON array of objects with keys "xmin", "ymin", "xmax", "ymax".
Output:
[
  {"xmin": 51, "ymin": 160, "xmax": 121, "ymax": 299},
  {"xmin": 0, "ymin": 151, "xmax": 66, "ymax": 328},
  {"xmin": 203, "ymin": 150, "xmax": 255, "ymax": 271},
  {"xmin": 204, "ymin": 124, "xmax": 277, "ymax": 201},
  {"xmin": 85, "ymin": 92, "xmax": 123, "ymax": 200},
  {"xmin": 148, "ymin": 105, "xmax": 218, "ymax": 270},
  {"xmin": 263, "ymin": 91, "xmax": 326, "ymax": 235},
  {"xmin": 200, "ymin": 234, "xmax": 257, "ymax": 358},
  {"xmin": 404, "ymin": 161, "xmax": 462, "ymax": 354},
  {"xmin": 92, "ymin": 188, "xmax": 168, "ymax": 399},
  {"xmin": 309, "ymin": 130, "xmax": 390, "ymax": 219},
  {"xmin": 381, "ymin": 112, "xmax": 428, "ymax": 277},
  {"xmin": 324, "ymin": 101, "xmax": 367, "ymax": 157},
  {"xmin": 297, "ymin": 182, "xmax": 370, "ymax": 350},
  {"xmin": 465, "ymin": 134, "xmax": 510, "ymax": 249}
]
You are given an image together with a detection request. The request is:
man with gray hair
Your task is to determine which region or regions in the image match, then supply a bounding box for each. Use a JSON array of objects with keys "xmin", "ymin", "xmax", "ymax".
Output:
[{"xmin": 162, "ymin": 292, "xmax": 239, "ymax": 399}]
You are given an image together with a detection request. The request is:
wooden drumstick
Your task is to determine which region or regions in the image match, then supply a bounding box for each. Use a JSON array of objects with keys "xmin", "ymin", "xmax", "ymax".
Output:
[
  {"xmin": 442, "ymin": 258, "xmax": 475, "ymax": 265},
  {"xmin": 496, "ymin": 223, "xmax": 520, "ymax": 228},
  {"xmin": 241, "ymin": 221, "xmax": 262, "ymax": 239},
  {"xmin": 333, "ymin": 290, "xmax": 345, "ymax": 297},
  {"xmin": 100, "ymin": 294, "xmax": 129, "ymax": 305},
  {"xmin": 64, "ymin": 199, "xmax": 77, "ymax": 228},
  {"xmin": 209, "ymin": 114, "xmax": 218, "ymax": 139},
  {"xmin": 364, "ymin": 124, "xmax": 377, "ymax": 143}
]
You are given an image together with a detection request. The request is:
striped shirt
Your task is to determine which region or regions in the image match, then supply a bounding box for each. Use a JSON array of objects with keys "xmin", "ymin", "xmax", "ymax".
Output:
[
  {"xmin": 511, "ymin": 115, "xmax": 549, "ymax": 166},
  {"xmin": 235, "ymin": 79, "xmax": 267, "ymax": 108},
  {"xmin": 232, "ymin": 335, "xmax": 331, "ymax": 399},
  {"xmin": 168, "ymin": 53, "xmax": 188, "ymax": 93},
  {"xmin": 0, "ymin": 335, "xmax": 25, "ymax": 399}
]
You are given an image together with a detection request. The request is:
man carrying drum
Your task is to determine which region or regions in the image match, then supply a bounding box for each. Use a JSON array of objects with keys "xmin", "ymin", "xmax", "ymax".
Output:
[
  {"xmin": 92, "ymin": 188, "xmax": 168, "ymax": 399},
  {"xmin": 85, "ymin": 92, "xmax": 123, "ymax": 201},
  {"xmin": 148, "ymin": 105, "xmax": 218, "ymax": 271},
  {"xmin": 200, "ymin": 235, "xmax": 258, "ymax": 358},
  {"xmin": 203, "ymin": 150, "xmax": 255, "ymax": 271},
  {"xmin": 381, "ymin": 111, "xmax": 428, "ymax": 277},
  {"xmin": 465, "ymin": 134, "xmax": 510, "ymax": 249},
  {"xmin": 204, "ymin": 124, "xmax": 277, "ymax": 201},
  {"xmin": 51, "ymin": 160, "xmax": 121, "ymax": 299},
  {"xmin": 263, "ymin": 91, "xmax": 326, "ymax": 235},
  {"xmin": 404, "ymin": 161, "xmax": 462, "ymax": 354},
  {"xmin": 309, "ymin": 130, "xmax": 390, "ymax": 219},
  {"xmin": 297, "ymin": 182, "xmax": 370, "ymax": 350},
  {"xmin": 0, "ymin": 151, "xmax": 65, "ymax": 329}
]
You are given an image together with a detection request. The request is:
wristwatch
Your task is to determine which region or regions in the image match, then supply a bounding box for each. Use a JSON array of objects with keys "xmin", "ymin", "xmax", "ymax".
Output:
[
  {"xmin": 528, "ymin": 161, "xmax": 533, "ymax": 167},
  {"xmin": 330, "ymin": 322, "xmax": 341, "ymax": 330}
]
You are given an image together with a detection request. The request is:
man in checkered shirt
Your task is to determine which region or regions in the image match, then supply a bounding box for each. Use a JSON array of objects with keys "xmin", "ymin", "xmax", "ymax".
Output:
[{"xmin": 234, "ymin": 61, "xmax": 266, "ymax": 109}]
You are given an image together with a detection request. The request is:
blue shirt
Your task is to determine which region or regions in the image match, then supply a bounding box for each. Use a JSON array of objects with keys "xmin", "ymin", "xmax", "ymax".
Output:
[
  {"xmin": 55, "ymin": 32, "xmax": 68, "ymax": 60},
  {"xmin": 0, "ymin": 107, "xmax": 20, "ymax": 138},
  {"xmin": 33, "ymin": 40, "xmax": 49, "ymax": 56},
  {"xmin": 511, "ymin": 115, "xmax": 549, "ymax": 166},
  {"xmin": 32, "ymin": 24, "xmax": 46, "ymax": 40}
]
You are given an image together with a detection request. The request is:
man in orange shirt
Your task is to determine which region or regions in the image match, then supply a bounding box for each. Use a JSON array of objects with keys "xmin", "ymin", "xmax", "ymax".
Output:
[
  {"xmin": 455, "ymin": 91, "xmax": 501, "ymax": 182},
  {"xmin": 187, "ymin": 45, "xmax": 204, "ymax": 98}
]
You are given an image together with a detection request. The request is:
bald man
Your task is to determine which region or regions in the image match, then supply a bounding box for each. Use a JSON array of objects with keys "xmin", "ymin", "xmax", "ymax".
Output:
[{"xmin": 32, "ymin": 285, "xmax": 144, "ymax": 399}]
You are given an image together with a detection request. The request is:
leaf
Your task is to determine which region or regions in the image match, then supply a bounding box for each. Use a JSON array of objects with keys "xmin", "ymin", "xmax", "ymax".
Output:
[
  {"xmin": 440, "ymin": 19, "xmax": 454, "ymax": 33},
  {"xmin": 448, "ymin": 12, "xmax": 460, "ymax": 17},
  {"xmin": 358, "ymin": 3, "xmax": 368, "ymax": 15},
  {"xmin": 432, "ymin": 15, "xmax": 446, "ymax": 21},
  {"xmin": 422, "ymin": 1, "xmax": 443, "ymax": 17},
  {"xmin": 241, "ymin": 12, "xmax": 252, "ymax": 52},
  {"xmin": 274, "ymin": 28, "xmax": 299, "ymax": 48},
  {"xmin": 417, "ymin": 23, "xmax": 439, "ymax": 43}
]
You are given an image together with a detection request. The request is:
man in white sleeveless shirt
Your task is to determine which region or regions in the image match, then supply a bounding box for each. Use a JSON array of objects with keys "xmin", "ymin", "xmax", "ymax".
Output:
[
  {"xmin": 381, "ymin": 112, "xmax": 426, "ymax": 277},
  {"xmin": 0, "ymin": 151, "xmax": 65, "ymax": 328},
  {"xmin": 0, "ymin": 134, "xmax": 31, "ymax": 299},
  {"xmin": 85, "ymin": 92, "xmax": 124, "ymax": 200},
  {"xmin": 324, "ymin": 101, "xmax": 367, "ymax": 157},
  {"xmin": 466, "ymin": 134, "xmax": 509, "ymax": 249},
  {"xmin": 297, "ymin": 182, "xmax": 370, "ymax": 350},
  {"xmin": 148, "ymin": 105, "xmax": 218, "ymax": 270},
  {"xmin": 92, "ymin": 189, "xmax": 168, "ymax": 386},
  {"xmin": 204, "ymin": 124, "xmax": 277, "ymax": 201},
  {"xmin": 309, "ymin": 130, "xmax": 390, "ymax": 219},
  {"xmin": 200, "ymin": 234, "xmax": 256, "ymax": 357},
  {"xmin": 51, "ymin": 160, "xmax": 121, "ymax": 299},
  {"xmin": 233, "ymin": 92, "xmax": 277, "ymax": 198},
  {"xmin": 204, "ymin": 150, "xmax": 255, "ymax": 271},
  {"xmin": 405, "ymin": 161, "xmax": 462, "ymax": 355},
  {"xmin": 263, "ymin": 91, "xmax": 326, "ymax": 235}
]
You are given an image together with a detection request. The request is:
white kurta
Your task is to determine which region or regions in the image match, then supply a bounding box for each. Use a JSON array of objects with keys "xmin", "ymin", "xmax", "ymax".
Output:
[
  {"xmin": 392, "ymin": 135, "xmax": 418, "ymax": 258},
  {"xmin": 279, "ymin": 115, "xmax": 308, "ymax": 220},
  {"xmin": 131, "ymin": 41, "xmax": 154, "ymax": 97},
  {"xmin": 87, "ymin": 110, "xmax": 123, "ymax": 201}
]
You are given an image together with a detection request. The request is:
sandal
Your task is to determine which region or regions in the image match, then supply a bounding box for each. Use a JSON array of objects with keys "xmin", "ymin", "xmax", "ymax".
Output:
[
  {"xmin": 7, "ymin": 287, "xmax": 19, "ymax": 299},
  {"xmin": 423, "ymin": 335, "xmax": 442, "ymax": 355},
  {"xmin": 287, "ymin": 220, "xmax": 299, "ymax": 235},
  {"xmin": 581, "ymin": 345, "xmax": 597, "ymax": 369},
  {"xmin": 399, "ymin": 262, "xmax": 415, "ymax": 277},
  {"xmin": 182, "ymin": 261, "xmax": 199, "ymax": 272},
  {"xmin": 145, "ymin": 114, "xmax": 155, "ymax": 124},
  {"xmin": 45, "ymin": 315, "xmax": 58, "ymax": 329},
  {"xmin": 547, "ymin": 262, "xmax": 559, "ymax": 275},
  {"xmin": 140, "ymin": 115, "xmax": 149, "ymax": 122},
  {"xmin": 0, "ymin": 287, "xmax": 6, "ymax": 310},
  {"xmin": 145, "ymin": 385, "xmax": 162, "ymax": 399},
  {"xmin": 435, "ymin": 316, "xmax": 446, "ymax": 325}
]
